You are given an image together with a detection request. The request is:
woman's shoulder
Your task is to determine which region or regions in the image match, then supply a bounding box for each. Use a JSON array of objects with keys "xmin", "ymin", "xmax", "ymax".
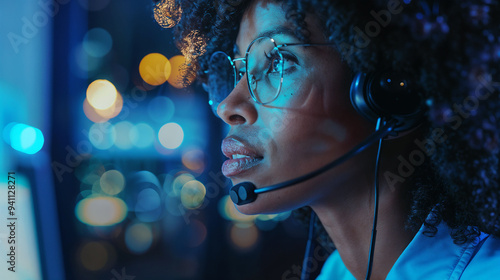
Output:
[
  {"xmin": 460, "ymin": 234, "xmax": 500, "ymax": 279},
  {"xmin": 316, "ymin": 222, "xmax": 500, "ymax": 280}
]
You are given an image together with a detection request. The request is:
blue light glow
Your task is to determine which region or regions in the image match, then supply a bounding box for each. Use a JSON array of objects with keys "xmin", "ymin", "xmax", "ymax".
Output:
[
  {"xmin": 148, "ymin": 96, "xmax": 175, "ymax": 123},
  {"xmin": 88, "ymin": 122, "xmax": 115, "ymax": 150},
  {"xmin": 130, "ymin": 123, "xmax": 155, "ymax": 148},
  {"xmin": 135, "ymin": 188, "xmax": 162, "ymax": 222},
  {"xmin": 8, "ymin": 123, "xmax": 44, "ymax": 154},
  {"xmin": 113, "ymin": 121, "xmax": 134, "ymax": 150},
  {"xmin": 83, "ymin": 28, "xmax": 113, "ymax": 58}
]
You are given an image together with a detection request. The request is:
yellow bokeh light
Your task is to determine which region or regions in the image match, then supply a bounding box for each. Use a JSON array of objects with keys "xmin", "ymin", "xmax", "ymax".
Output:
[
  {"xmin": 171, "ymin": 173, "xmax": 195, "ymax": 196},
  {"xmin": 83, "ymin": 92, "xmax": 123, "ymax": 123},
  {"xmin": 83, "ymin": 98, "xmax": 109, "ymax": 123},
  {"xmin": 230, "ymin": 224, "xmax": 259, "ymax": 249},
  {"xmin": 180, "ymin": 180, "xmax": 206, "ymax": 209},
  {"xmin": 100, "ymin": 170, "xmax": 125, "ymax": 195},
  {"xmin": 86, "ymin": 79, "xmax": 118, "ymax": 110},
  {"xmin": 220, "ymin": 195, "xmax": 256, "ymax": 223},
  {"xmin": 75, "ymin": 196, "xmax": 128, "ymax": 226},
  {"xmin": 167, "ymin": 55, "xmax": 195, "ymax": 89},
  {"xmin": 139, "ymin": 53, "xmax": 171, "ymax": 86},
  {"xmin": 96, "ymin": 92, "xmax": 123, "ymax": 118},
  {"xmin": 80, "ymin": 241, "xmax": 109, "ymax": 271}
]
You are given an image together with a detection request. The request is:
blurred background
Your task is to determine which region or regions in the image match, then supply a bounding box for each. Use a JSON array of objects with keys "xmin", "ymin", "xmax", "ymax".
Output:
[{"xmin": 0, "ymin": 1, "xmax": 324, "ymax": 279}]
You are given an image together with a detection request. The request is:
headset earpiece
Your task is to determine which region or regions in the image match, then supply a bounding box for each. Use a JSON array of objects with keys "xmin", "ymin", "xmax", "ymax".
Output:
[{"xmin": 350, "ymin": 72, "xmax": 423, "ymax": 132}]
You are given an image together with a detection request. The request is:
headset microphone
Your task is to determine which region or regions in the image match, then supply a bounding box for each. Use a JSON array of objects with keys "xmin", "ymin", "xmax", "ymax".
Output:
[
  {"xmin": 229, "ymin": 119, "xmax": 397, "ymax": 205},
  {"xmin": 230, "ymin": 72, "xmax": 423, "ymax": 206},
  {"xmin": 227, "ymin": 71, "xmax": 423, "ymax": 280}
]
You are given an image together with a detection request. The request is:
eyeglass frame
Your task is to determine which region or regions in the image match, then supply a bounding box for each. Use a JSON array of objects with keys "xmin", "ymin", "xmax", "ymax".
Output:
[{"xmin": 205, "ymin": 36, "xmax": 338, "ymax": 112}]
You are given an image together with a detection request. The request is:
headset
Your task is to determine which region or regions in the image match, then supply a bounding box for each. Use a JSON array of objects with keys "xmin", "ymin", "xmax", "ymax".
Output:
[{"xmin": 229, "ymin": 71, "xmax": 424, "ymax": 280}]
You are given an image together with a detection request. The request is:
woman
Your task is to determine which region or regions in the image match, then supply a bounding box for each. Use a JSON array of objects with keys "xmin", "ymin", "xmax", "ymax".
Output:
[{"xmin": 166, "ymin": 0, "xmax": 500, "ymax": 278}]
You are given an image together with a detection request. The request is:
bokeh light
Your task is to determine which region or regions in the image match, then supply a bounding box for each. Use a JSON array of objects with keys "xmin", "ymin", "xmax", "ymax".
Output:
[
  {"xmin": 83, "ymin": 28, "xmax": 113, "ymax": 58},
  {"xmin": 180, "ymin": 180, "xmax": 206, "ymax": 209},
  {"xmin": 86, "ymin": 79, "xmax": 118, "ymax": 110},
  {"xmin": 83, "ymin": 91, "xmax": 123, "ymax": 123},
  {"xmin": 230, "ymin": 224, "xmax": 259, "ymax": 249},
  {"xmin": 79, "ymin": 241, "xmax": 110, "ymax": 271},
  {"xmin": 139, "ymin": 53, "xmax": 171, "ymax": 86},
  {"xmin": 147, "ymin": 96, "xmax": 175, "ymax": 123},
  {"xmin": 182, "ymin": 149, "xmax": 205, "ymax": 173},
  {"xmin": 73, "ymin": 44, "xmax": 102, "ymax": 76},
  {"xmin": 88, "ymin": 122, "xmax": 116, "ymax": 150},
  {"xmin": 100, "ymin": 170, "xmax": 125, "ymax": 195},
  {"xmin": 167, "ymin": 55, "xmax": 194, "ymax": 88},
  {"xmin": 158, "ymin": 122, "xmax": 184, "ymax": 149},
  {"xmin": 75, "ymin": 196, "xmax": 128, "ymax": 226},
  {"xmin": 125, "ymin": 223, "xmax": 154, "ymax": 254},
  {"xmin": 113, "ymin": 121, "xmax": 134, "ymax": 150},
  {"xmin": 8, "ymin": 123, "xmax": 44, "ymax": 154},
  {"xmin": 130, "ymin": 123, "xmax": 155, "ymax": 148},
  {"xmin": 135, "ymin": 188, "xmax": 162, "ymax": 222},
  {"xmin": 75, "ymin": 157, "xmax": 105, "ymax": 185},
  {"xmin": 83, "ymin": 98, "xmax": 109, "ymax": 123},
  {"xmin": 170, "ymin": 173, "xmax": 195, "ymax": 196},
  {"xmin": 92, "ymin": 179, "xmax": 104, "ymax": 195},
  {"xmin": 218, "ymin": 195, "xmax": 256, "ymax": 223},
  {"xmin": 2, "ymin": 122, "xmax": 17, "ymax": 144}
]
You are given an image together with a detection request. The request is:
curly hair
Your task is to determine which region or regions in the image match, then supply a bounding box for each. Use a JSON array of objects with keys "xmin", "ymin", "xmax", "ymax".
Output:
[{"xmin": 161, "ymin": 0, "xmax": 500, "ymax": 246}]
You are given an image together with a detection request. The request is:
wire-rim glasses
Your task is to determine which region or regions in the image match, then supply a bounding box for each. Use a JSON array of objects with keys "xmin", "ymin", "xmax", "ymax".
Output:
[{"xmin": 204, "ymin": 36, "xmax": 337, "ymax": 115}]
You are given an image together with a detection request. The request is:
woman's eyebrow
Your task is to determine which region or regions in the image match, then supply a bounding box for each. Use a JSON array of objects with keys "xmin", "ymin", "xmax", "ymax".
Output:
[
  {"xmin": 235, "ymin": 26, "xmax": 298, "ymax": 55},
  {"xmin": 256, "ymin": 26, "xmax": 297, "ymax": 41}
]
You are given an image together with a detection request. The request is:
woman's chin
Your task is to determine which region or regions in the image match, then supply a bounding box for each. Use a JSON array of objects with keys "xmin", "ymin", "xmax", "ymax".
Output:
[
  {"xmin": 234, "ymin": 196, "xmax": 298, "ymax": 215},
  {"xmin": 235, "ymin": 204, "xmax": 262, "ymax": 215}
]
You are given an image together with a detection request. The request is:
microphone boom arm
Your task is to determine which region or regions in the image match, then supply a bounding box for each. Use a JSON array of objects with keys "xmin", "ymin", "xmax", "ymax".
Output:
[{"xmin": 254, "ymin": 120, "xmax": 396, "ymax": 194}]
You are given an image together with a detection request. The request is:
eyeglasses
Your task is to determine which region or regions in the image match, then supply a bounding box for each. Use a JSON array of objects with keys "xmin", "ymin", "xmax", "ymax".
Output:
[{"xmin": 204, "ymin": 36, "xmax": 337, "ymax": 115}]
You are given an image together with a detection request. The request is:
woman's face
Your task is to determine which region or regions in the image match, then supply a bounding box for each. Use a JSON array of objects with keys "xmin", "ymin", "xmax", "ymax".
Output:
[{"xmin": 217, "ymin": 0, "xmax": 374, "ymax": 214}]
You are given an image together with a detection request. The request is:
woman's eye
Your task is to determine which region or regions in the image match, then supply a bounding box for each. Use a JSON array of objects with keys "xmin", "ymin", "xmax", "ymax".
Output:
[
  {"xmin": 271, "ymin": 57, "xmax": 282, "ymax": 73},
  {"xmin": 265, "ymin": 51, "xmax": 298, "ymax": 74}
]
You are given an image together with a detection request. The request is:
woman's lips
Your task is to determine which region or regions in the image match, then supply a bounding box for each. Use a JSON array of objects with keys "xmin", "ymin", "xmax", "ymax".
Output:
[{"xmin": 221, "ymin": 137, "xmax": 263, "ymax": 177}]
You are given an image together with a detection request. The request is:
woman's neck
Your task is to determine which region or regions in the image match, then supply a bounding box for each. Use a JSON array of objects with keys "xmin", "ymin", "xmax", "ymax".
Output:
[{"xmin": 311, "ymin": 183, "xmax": 417, "ymax": 280}]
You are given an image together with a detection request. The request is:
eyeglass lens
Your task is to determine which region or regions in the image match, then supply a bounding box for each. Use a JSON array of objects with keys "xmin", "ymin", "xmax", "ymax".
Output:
[{"xmin": 206, "ymin": 36, "xmax": 285, "ymax": 114}]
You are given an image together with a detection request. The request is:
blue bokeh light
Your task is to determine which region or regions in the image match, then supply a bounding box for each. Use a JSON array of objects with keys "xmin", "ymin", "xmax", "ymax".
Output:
[
  {"xmin": 130, "ymin": 123, "xmax": 155, "ymax": 148},
  {"xmin": 83, "ymin": 28, "xmax": 113, "ymax": 58},
  {"xmin": 8, "ymin": 123, "xmax": 44, "ymax": 154}
]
